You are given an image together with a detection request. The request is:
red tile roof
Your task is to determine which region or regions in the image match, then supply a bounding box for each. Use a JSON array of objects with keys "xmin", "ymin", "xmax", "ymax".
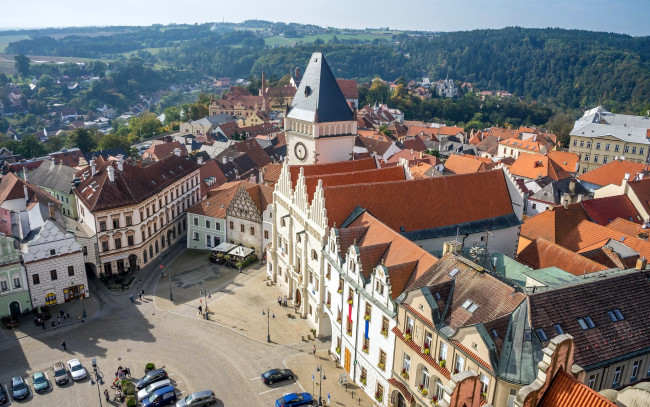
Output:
[
  {"xmin": 560, "ymin": 219, "xmax": 650, "ymax": 259},
  {"xmin": 581, "ymin": 195, "xmax": 642, "ymax": 225},
  {"xmin": 322, "ymin": 169, "xmax": 515, "ymax": 231},
  {"xmin": 538, "ymin": 370, "xmax": 615, "ymax": 407},
  {"xmin": 509, "ymin": 153, "xmax": 572, "ymax": 181},
  {"xmin": 234, "ymin": 138, "xmax": 273, "ymax": 169},
  {"xmin": 606, "ymin": 217, "xmax": 645, "ymax": 237},
  {"xmin": 336, "ymin": 79, "xmax": 359, "ymax": 100},
  {"xmin": 187, "ymin": 182, "xmax": 240, "ymax": 218},
  {"xmin": 199, "ymin": 159, "xmax": 228, "ymax": 197},
  {"xmin": 628, "ymin": 177, "xmax": 650, "ymax": 218},
  {"xmin": 486, "ymin": 127, "xmax": 519, "ymax": 139},
  {"xmin": 516, "ymin": 237, "xmax": 607, "ymax": 276},
  {"xmin": 578, "ymin": 159, "xmax": 649, "ymax": 187},
  {"xmin": 74, "ymin": 155, "xmax": 200, "ymax": 212},
  {"xmin": 547, "ymin": 151, "xmax": 580, "ymax": 174},
  {"xmin": 387, "ymin": 378, "xmax": 414, "ymax": 403},
  {"xmin": 303, "ymin": 166, "xmax": 405, "ymax": 202},
  {"xmin": 289, "ymin": 157, "xmax": 376, "ymax": 187},
  {"xmin": 49, "ymin": 149, "xmax": 85, "ymax": 168},
  {"xmin": 142, "ymin": 141, "xmax": 187, "ymax": 161},
  {"xmin": 0, "ymin": 172, "xmax": 60, "ymax": 209},
  {"xmin": 520, "ymin": 204, "xmax": 589, "ymax": 243},
  {"xmin": 444, "ymin": 154, "xmax": 496, "ymax": 174},
  {"xmin": 499, "ymin": 138, "xmax": 546, "ymax": 153}
]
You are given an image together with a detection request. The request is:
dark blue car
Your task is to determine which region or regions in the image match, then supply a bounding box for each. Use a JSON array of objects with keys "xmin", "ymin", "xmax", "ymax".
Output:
[
  {"xmin": 275, "ymin": 392, "xmax": 314, "ymax": 407},
  {"xmin": 142, "ymin": 385, "xmax": 176, "ymax": 407}
]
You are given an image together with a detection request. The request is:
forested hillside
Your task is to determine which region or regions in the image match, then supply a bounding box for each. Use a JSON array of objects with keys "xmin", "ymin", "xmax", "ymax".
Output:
[{"xmin": 3, "ymin": 23, "xmax": 650, "ymax": 112}]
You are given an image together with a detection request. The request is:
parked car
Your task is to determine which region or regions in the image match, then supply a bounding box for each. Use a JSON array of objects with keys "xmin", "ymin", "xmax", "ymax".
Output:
[
  {"xmin": 138, "ymin": 379, "xmax": 172, "ymax": 402},
  {"xmin": 10, "ymin": 376, "xmax": 29, "ymax": 400},
  {"xmin": 32, "ymin": 371, "xmax": 49, "ymax": 393},
  {"xmin": 261, "ymin": 368, "xmax": 294, "ymax": 385},
  {"xmin": 67, "ymin": 359, "xmax": 87, "ymax": 381},
  {"xmin": 53, "ymin": 362, "xmax": 69, "ymax": 386},
  {"xmin": 136, "ymin": 369, "xmax": 168, "ymax": 390},
  {"xmin": 0, "ymin": 383, "xmax": 7, "ymax": 404},
  {"xmin": 142, "ymin": 385, "xmax": 177, "ymax": 407},
  {"xmin": 275, "ymin": 393, "xmax": 314, "ymax": 407},
  {"xmin": 175, "ymin": 390, "xmax": 216, "ymax": 406}
]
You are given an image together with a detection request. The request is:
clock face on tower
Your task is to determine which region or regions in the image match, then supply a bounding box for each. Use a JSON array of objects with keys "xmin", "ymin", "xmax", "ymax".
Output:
[{"xmin": 294, "ymin": 142, "xmax": 307, "ymax": 161}]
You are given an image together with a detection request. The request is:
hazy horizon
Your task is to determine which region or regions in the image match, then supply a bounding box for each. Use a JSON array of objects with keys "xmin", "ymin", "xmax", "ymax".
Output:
[{"xmin": 2, "ymin": 0, "xmax": 649, "ymax": 37}]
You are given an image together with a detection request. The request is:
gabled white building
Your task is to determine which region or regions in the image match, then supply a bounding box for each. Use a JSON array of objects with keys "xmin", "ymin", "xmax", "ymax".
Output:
[{"xmin": 322, "ymin": 212, "xmax": 438, "ymax": 406}]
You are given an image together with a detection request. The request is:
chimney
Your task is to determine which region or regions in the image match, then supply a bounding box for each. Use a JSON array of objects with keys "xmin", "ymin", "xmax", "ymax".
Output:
[
  {"xmin": 91, "ymin": 159, "xmax": 96, "ymax": 177},
  {"xmin": 624, "ymin": 173, "xmax": 631, "ymax": 181},
  {"xmin": 197, "ymin": 156, "xmax": 204, "ymax": 165},
  {"xmin": 107, "ymin": 166, "xmax": 115, "ymax": 182},
  {"xmin": 222, "ymin": 156, "xmax": 227, "ymax": 165},
  {"xmin": 136, "ymin": 159, "xmax": 142, "ymax": 168},
  {"xmin": 640, "ymin": 173, "xmax": 645, "ymax": 180},
  {"xmin": 48, "ymin": 202, "xmax": 54, "ymax": 219},
  {"xmin": 261, "ymin": 71, "xmax": 266, "ymax": 97},
  {"xmin": 23, "ymin": 183, "xmax": 29, "ymax": 205},
  {"xmin": 116, "ymin": 157, "xmax": 123, "ymax": 172},
  {"xmin": 173, "ymin": 147, "xmax": 181, "ymax": 157},
  {"xmin": 569, "ymin": 178, "xmax": 576, "ymax": 194},
  {"xmin": 636, "ymin": 256, "xmax": 647, "ymax": 270},
  {"xmin": 295, "ymin": 67, "xmax": 300, "ymax": 79}
]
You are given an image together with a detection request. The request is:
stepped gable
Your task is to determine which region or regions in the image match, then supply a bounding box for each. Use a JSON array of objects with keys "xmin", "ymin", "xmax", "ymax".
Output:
[
  {"xmin": 323, "ymin": 169, "xmax": 514, "ymax": 231},
  {"xmin": 345, "ymin": 212, "xmax": 438, "ymax": 298},
  {"xmin": 74, "ymin": 155, "xmax": 200, "ymax": 212},
  {"xmin": 517, "ymin": 237, "xmax": 607, "ymax": 275},
  {"xmin": 288, "ymin": 157, "xmax": 376, "ymax": 186},
  {"xmin": 286, "ymin": 52, "xmax": 353, "ymax": 123}
]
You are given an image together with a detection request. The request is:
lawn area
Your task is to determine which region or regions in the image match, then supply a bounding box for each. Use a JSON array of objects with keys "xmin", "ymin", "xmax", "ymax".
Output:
[
  {"xmin": 0, "ymin": 53, "xmax": 111, "ymax": 74},
  {"xmin": 0, "ymin": 34, "xmax": 29, "ymax": 52}
]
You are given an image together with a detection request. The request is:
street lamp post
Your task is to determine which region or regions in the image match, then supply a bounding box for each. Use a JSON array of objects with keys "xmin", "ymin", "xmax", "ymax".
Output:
[
  {"xmin": 82, "ymin": 295, "xmax": 87, "ymax": 319},
  {"xmin": 164, "ymin": 264, "xmax": 173, "ymax": 301},
  {"xmin": 262, "ymin": 307, "xmax": 274, "ymax": 342},
  {"xmin": 316, "ymin": 364, "xmax": 326, "ymax": 406}
]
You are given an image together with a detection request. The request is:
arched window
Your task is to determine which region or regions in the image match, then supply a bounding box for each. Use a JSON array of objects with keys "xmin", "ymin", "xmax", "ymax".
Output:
[{"xmin": 421, "ymin": 367, "xmax": 430, "ymax": 392}]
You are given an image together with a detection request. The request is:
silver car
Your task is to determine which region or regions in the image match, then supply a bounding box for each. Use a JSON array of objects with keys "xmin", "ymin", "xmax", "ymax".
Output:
[
  {"xmin": 137, "ymin": 379, "xmax": 172, "ymax": 402},
  {"xmin": 176, "ymin": 390, "xmax": 216, "ymax": 406}
]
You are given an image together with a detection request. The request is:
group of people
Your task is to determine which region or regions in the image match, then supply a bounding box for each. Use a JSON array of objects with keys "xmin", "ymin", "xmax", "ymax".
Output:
[
  {"xmin": 129, "ymin": 289, "xmax": 146, "ymax": 303},
  {"xmin": 34, "ymin": 310, "xmax": 72, "ymax": 330},
  {"xmin": 277, "ymin": 296, "xmax": 288, "ymax": 307},
  {"xmin": 108, "ymin": 366, "xmax": 131, "ymax": 401}
]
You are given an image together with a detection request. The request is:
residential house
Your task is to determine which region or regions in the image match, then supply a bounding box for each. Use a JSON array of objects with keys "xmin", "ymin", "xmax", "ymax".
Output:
[
  {"xmin": 179, "ymin": 114, "xmax": 236, "ymax": 137},
  {"xmin": 323, "ymin": 212, "xmax": 438, "ymax": 406},
  {"xmin": 578, "ymin": 158, "xmax": 649, "ymax": 192},
  {"xmin": 389, "ymin": 252, "xmax": 527, "ymax": 407},
  {"xmin": 516, "ymin": 237, "xmax": 607, "ymax": 276},
  {"xmin": 0, "ymin": 235, "xmax": 30, "ymax": 317},
  {"xmin": 208, "ymin": 88, "xmax": 268, "ymax": 120},
  {"xmin": 498, "ymin": 138, "xmax": 548, "ymax": 159},
  {"xmin": 569, "ymin": 106, "xmax": 650, "ymax": 172},
  {"xmin": 443, "ymin": 155, "xmax": 498, "ymax": 175},
  {"xmin": 336, "ymin": 79, "xmax": 359, "ymax": 109},
  {"xmin": 593, "ymin": 174, "xmax": 650, "ymax": 222},
  {"xmin": 26, "ymin": 158, "xmax": 80, "ymax": 218},
  {"xmin": 546, "ymin": 151, "xmax": 580, "ymax": 176},
  {"xmin": 74, "ymin": 155, "xmax": 200, "ymax": 275},
  {"xmin": 142, "ymin": 141, "xmax": 188, "ymax": 161},
  {"xmin": 518, "ymin": 203, "xmax": 590, "ymax": 253},
  {"xmin": 525, "ymin": 178, "xmax": 590, "ymax": 217},
  {"xmin": 508, "ymin": 153, "xmax": 572, "ymax": 182},
  {"xmin": 434, "ymin": 79, "xmax": 458, "ymax": 98}
]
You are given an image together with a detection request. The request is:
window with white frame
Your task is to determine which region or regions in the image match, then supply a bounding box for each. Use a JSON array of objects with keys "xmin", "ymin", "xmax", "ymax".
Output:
[
  {"xmin": 588, "ymin": 374, "xmax": 597, "ymax": 389},
  {"xmin": 0, "ymin": 279, "xmax": 7, "ymax": 291},
  {"xmin": 480, "ymin": 373, "xmax": 490, "ymax": 394},
  {"xmin": 421, "ymin": 366, "xmax": 430, "ymax": 390},
  {"xmin": 406, "ymin": 316, "xmax": 414, "ymax": 335},
  {"xmin": 455, "ymin": 354, "xmax": 465, "ymax": 372},
  {"xmin": 403, "ymin": 353, "xmax": 411, "ymax": 373},
  {"xmin": 631, "ymin": 361, "xmax": 640, "ymax": 381},
  {"xmin": 424, "ymin": 330, "xmax": 432, "ymax": 350},
  {"xmin": 193, "ymin": 232, "xmax": 199, "ymax": 241},
  {"xmin": 613, "ymin": 366, "xmax": 623, "ymax": 386},
  {"xmin": 440, "ymin": 342, "xmax": 448, "ymax": 361},
  {"xmin": 13, "ymin": 277, "xmax": 20, "ymax": 288}
]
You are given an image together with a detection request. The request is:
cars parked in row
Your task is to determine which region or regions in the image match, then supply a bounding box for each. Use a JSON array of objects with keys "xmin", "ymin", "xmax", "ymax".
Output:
[
  {"xmin": 67, "ymin": 359, "xmax": 87, "ymax": 381},
  {"xmin": 142, "ymin": 385, "xmax": 176, "ymax": 407},
  {"xmin": 261, "ymin": 368, "xmax": 294, "ymax": 385},
  {"xmin": 11, "ymin": 376, "xmax": 29, "ymax": 400},
  {"xmin": 175, "ymin": 390, "xmax": 216, "ymax": 406},
  {"xmin": 275, "ymin": 392, "xmax": 314, "ymax": 407},
  {"xmin": 53, "ymin": 362, "xmax": 70, "ymax": 386},
  {"xmin": 138, "ymin": 379, "xmax": 173, "ymax": 402},
  {"xmin": 136, "ymin": 369, "xmax": 169, "ymax": 390},
  {"xmin": 32, "ymin": 371, "xmax": 49, "ymax": 393}
]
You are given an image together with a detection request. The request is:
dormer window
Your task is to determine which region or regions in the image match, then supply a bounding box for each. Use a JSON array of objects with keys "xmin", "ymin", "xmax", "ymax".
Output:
[
  {"xmin": 536, "ymin": 328, "xmax": 548, "ymax": 341},
  {"xmin": 577, "ymin": 316, "xmax": 596, "ymax": 330},
  {"xmin": 607, "ymin": 309, "xmax": 625, "ymax": 322},
  {"xmin": 461, "ymin": 299, "xmax": 479, "ymax": 313}
]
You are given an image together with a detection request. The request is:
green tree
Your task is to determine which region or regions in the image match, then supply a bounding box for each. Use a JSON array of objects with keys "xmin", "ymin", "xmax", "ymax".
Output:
[
  {"xmin": 17, "ymin": 134, "xmax": 47, "ymax": 158},
  {"xmin": 98, "ymin": 133, "xmax": 130, "ymax": 151},
  {"xmin": 127, "ymin": 112, "xmax": 162, "ymax": 142},
  {"xmin": 163, "ymin": 107, "xmax": 181, "ymax": 125},
  {"xmin": 14, "ymin": 55, "xmax": 30, "ymax": 78},
  {"xmin": 46, "ymin": 134, "xmax": 66, "ymax": 152},
  {"xmin": 65, "ymin": 128, "xmax": 99, "ymax": 152},
  {"xmin": 545, "ymin": 112, "xmax": 575, "ymax": 147}
]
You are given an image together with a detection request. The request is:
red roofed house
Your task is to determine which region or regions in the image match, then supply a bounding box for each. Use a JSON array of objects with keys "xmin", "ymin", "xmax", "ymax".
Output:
[
  {"xmin": 142, "ymin": 141, "xmax": 188, "ymax": 161},
  {"xmin": 578, "ymin": 158, "xmax": 649, "ymax": 191},
  {"xmin": 498, "ymin": 138, "xmax": 548, "ymax": 158},
  {"xmin": 594, "ymin": 173, "xmax": 650, "ymax": 223},
  {"xmin": 444, "ymin": 154, "xmax": 498, "ymax": 175},
  {"xmin": 508, "ymin": 153, "xmax": 572, "ymax": 182},
  {"xmin": 75, "ymin": 155, "xmax": 201, "ymax": 275}
]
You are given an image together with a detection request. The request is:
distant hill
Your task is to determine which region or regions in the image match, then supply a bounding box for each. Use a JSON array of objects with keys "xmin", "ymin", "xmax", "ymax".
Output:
[{"xmin": 2, "ymin": 23, "xmax": 650, "ymax": 112}]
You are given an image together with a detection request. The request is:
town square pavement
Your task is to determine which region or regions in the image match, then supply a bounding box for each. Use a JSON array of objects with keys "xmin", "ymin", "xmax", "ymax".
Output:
[{"xmin": 0, "ymin": 244, "xmax": 374, "ymax": 406}]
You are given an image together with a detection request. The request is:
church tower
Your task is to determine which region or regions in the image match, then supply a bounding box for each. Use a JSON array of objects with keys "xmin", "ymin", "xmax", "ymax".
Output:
[{"xmin": 285, "ymin": 53, "xmax": 356, "ymax": 165}]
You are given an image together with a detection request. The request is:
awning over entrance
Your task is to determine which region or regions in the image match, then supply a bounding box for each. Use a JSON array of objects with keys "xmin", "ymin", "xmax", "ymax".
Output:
[
  {"xmin": 228, "ymin": 245, "xmax": 254, "ymax": 258},
  {"xmin": 212, "ymin": 242, "xmax": 237, "ymax": 253}
]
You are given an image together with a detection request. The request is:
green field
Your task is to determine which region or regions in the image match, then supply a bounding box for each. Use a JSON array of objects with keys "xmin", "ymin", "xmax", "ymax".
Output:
[
  {"xmin": 122, "ymin": 47, "xmax": 166, "ymax": 57},
  {"xmin": 0, "ymin": 34, "xmax": 30, "ymax": 52},
  {"xmin": 0, "ymin": 53, "xmax": 110, "ymax": 74},
  {"xmin": 264, "ymin": 31, "xmax": 395, "ymax": 46}
]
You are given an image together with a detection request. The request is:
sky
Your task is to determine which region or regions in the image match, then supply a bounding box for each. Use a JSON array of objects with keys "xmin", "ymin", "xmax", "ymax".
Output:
[{"xmin": 2, "ymin": 0, "xmax": 650, "ymax": 36}]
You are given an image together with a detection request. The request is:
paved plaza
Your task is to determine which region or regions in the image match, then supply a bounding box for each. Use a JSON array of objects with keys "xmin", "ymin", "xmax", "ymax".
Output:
[{"xmin": 0, "ymin": 244, "xmax": 373, "ymax": 407}]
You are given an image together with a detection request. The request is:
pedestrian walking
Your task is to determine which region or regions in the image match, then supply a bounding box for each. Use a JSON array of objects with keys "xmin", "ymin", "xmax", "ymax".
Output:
[
  {"xmin": 141, "ymin": 289, "xmax": 145, "ymax": 299},
  {"xmin": 138, "ymin": 293, "xmax": 142, "ymax": 301},
  {"xmin": 61, "ymin": 340, "xmax": 66, "ymax": 351},
  {"xmin": 66, "ymin": 312, "xmax": 70, "ymax": 320},
  {"xmin": 51, "ymin": 321, "xmax": 56, "ymax": 328},
  {"xmin": 57, "ymin": 317, "xmax": 61, "ymax": 326},
  {"xmin": 60, "ymin": 310, "xmax": 65, "ymax": 318},
  {"xmin": 283, "ymin": 296, "xmax": 287, "ymax": 307},
  {"xmin": 198, "ymin": 305, "xmax": 202, "ymax": 315},
  {"xmin": 277, "ymin": 296, "xmax": 281, "ymax": 306},
  {"xmin": 130, "ymin": 294, "xmax": 134, "ymax": 303},
  {"xmin": 312, "ymin": 345, "xmax": 317, "ymax": 356}
]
